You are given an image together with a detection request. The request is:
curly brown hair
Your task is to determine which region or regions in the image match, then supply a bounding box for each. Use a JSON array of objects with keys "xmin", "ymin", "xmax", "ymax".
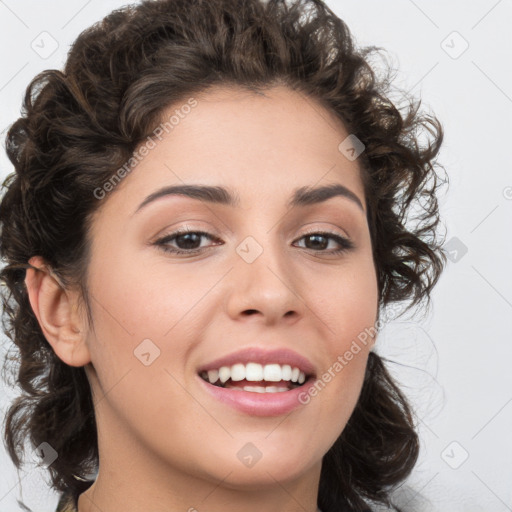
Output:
[{"xmin": 0, "ymin": 0, "xmax": 447, "ymax": 511}]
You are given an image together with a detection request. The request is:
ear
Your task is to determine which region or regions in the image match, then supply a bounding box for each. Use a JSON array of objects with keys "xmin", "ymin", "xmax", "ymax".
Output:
[{"xmin": 24, "ymin": 256, "xmax": 91, "ymax": 367}]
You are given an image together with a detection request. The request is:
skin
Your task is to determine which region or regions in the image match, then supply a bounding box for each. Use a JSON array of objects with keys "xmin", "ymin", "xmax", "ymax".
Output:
[{"xmin": 25, "ymin": 85, "xmax": 379, "ymax": 512}]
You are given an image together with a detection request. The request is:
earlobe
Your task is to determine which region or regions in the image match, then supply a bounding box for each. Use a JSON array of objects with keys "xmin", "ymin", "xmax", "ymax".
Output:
[{"xmin": 24, "ymin": 256, "xmax": 91, "ymax": 368}]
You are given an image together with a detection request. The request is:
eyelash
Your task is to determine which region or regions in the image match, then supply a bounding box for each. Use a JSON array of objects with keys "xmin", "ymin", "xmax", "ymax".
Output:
[{"xmin": 153, "ymin": 228, "xmax": 355, "ymax": 256}]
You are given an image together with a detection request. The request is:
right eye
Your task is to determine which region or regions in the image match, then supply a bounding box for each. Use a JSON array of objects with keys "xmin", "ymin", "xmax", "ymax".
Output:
[{"xmin": 154, "ymin": 229, "xmax": 223, "ymax": 255}]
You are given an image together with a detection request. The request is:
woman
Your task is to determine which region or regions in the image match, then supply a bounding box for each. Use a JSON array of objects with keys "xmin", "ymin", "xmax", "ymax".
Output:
[{"xmin": 0, "ymin": 0, "xmax": 447, "ymax": 511}]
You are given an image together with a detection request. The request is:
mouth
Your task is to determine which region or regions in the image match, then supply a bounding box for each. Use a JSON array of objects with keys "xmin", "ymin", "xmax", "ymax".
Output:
[
  {"xmin": 199, "ymin": 362, "xmax": 313, "ymax": 393},
  {"xmin": 196, "ymin": 348, "xmax": 317, "ymax": 416}
]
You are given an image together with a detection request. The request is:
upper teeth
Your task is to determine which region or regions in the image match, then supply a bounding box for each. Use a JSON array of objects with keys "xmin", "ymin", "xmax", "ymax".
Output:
[{"xmin": 203, "ymin": 363, "xmax": 307, "ymax": 385}]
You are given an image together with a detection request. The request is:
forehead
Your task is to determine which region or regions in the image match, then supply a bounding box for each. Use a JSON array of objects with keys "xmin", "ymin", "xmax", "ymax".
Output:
[{"xmin": 93, "ymin": 84, "xmax": 365, "ymax": 219}]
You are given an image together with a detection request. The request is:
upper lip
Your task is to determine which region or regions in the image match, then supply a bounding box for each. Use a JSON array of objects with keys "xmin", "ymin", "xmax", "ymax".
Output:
[{"xmin": 197, "ymin": 347, "xmax": 316, "ymax": 376}]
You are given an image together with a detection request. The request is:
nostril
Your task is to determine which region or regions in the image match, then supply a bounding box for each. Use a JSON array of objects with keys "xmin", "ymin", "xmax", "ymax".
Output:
[{"xmin": 243, "ymin": 309, "xmax": 259, "ymax": 316}]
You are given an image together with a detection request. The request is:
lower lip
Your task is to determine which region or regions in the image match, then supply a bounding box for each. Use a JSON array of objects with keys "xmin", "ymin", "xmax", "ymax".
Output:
[{"xmin": 197, "ymin": 375, "xmax": 317, "ymax": 417}]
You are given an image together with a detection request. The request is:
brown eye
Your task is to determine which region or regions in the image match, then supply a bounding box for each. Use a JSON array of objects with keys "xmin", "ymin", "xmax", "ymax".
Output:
[
  {"xmin": 155, "ymin": 230, "xmax": 222, "ymax": 255},
  {"xmin": 293, "ymin": 232, "xmax": 354, "ymax": 255}
]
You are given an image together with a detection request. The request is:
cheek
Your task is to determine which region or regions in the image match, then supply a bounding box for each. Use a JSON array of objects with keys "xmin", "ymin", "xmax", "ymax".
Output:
[
  {"xmin": 312, "ymin": 256, "xmax": 378, "ymax": 343},
  {"xmin": 87, "ymin": 243, "xmax": 209, "ymax": 339},
  {"xmin": 303, "ymin": 258, "xmax": 377, "ymax": 420},
  {"xmin": 83, "ymin": 254, "xmax": 205, "ymax": 450},
  {"xmin": 84, "ymin": 244, "xmax": 220, "ymax": 400}
]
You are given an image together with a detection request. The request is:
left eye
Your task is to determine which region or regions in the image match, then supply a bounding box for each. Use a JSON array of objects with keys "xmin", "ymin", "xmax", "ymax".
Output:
[
  {"xmin": 292, "ymin": 232, "xmax": 354, "ymax": 254},
  {"xmin": 154, "ymin": 230, "xmax": 354, "ymax": 256}
]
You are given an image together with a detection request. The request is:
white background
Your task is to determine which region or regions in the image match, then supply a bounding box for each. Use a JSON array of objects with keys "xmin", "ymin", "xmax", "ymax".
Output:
[{"xmin": 0, "ymin": 1, "xmax": 511, "ymax": 511}]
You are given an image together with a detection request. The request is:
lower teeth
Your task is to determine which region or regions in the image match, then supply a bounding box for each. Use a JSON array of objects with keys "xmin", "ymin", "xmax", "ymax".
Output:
[
  {"xmin": 200, "ymin": 374, "xmax": 304, "ymax": 392},
  {"xmin": 227, "ymin": 384, "xmax": 290, "ymax": 393}
]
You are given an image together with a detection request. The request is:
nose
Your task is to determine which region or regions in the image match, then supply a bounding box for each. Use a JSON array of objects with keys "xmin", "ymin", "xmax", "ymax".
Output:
[{"xmin": 225, "ymin": 240, "xmax": 304, "ymax": 326}]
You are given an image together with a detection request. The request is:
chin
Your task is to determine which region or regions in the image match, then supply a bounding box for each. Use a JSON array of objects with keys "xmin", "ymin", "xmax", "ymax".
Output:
[
  {"xmin": 197, "ymin": 440, "xmax": 322, "ymax": 489},
  {"xmin": 217, "ymin": 460, "xmax": 317, "ymax": 489}
]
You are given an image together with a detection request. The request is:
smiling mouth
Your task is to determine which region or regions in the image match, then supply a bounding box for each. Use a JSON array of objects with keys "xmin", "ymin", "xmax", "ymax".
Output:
[{"xmin": 199, "ymin": 362, "xmax": 313, "ymax": 393}]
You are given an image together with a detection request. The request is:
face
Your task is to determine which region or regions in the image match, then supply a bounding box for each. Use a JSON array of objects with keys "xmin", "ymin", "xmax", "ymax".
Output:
[{"xmin": 79, "ymin": 85, "xmax": 378, "ymax": 488}]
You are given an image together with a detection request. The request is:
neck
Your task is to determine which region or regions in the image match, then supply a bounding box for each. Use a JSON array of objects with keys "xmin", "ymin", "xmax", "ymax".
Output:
[{"xmin": 77, "ymin": 399, "xmax": 322, "ymax": 512}]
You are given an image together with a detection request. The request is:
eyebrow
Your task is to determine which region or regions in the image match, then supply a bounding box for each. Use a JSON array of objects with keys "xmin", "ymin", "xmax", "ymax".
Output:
[{"xmin": 134, "ymin": 183, "xmax": 364, "ymax": 215}]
